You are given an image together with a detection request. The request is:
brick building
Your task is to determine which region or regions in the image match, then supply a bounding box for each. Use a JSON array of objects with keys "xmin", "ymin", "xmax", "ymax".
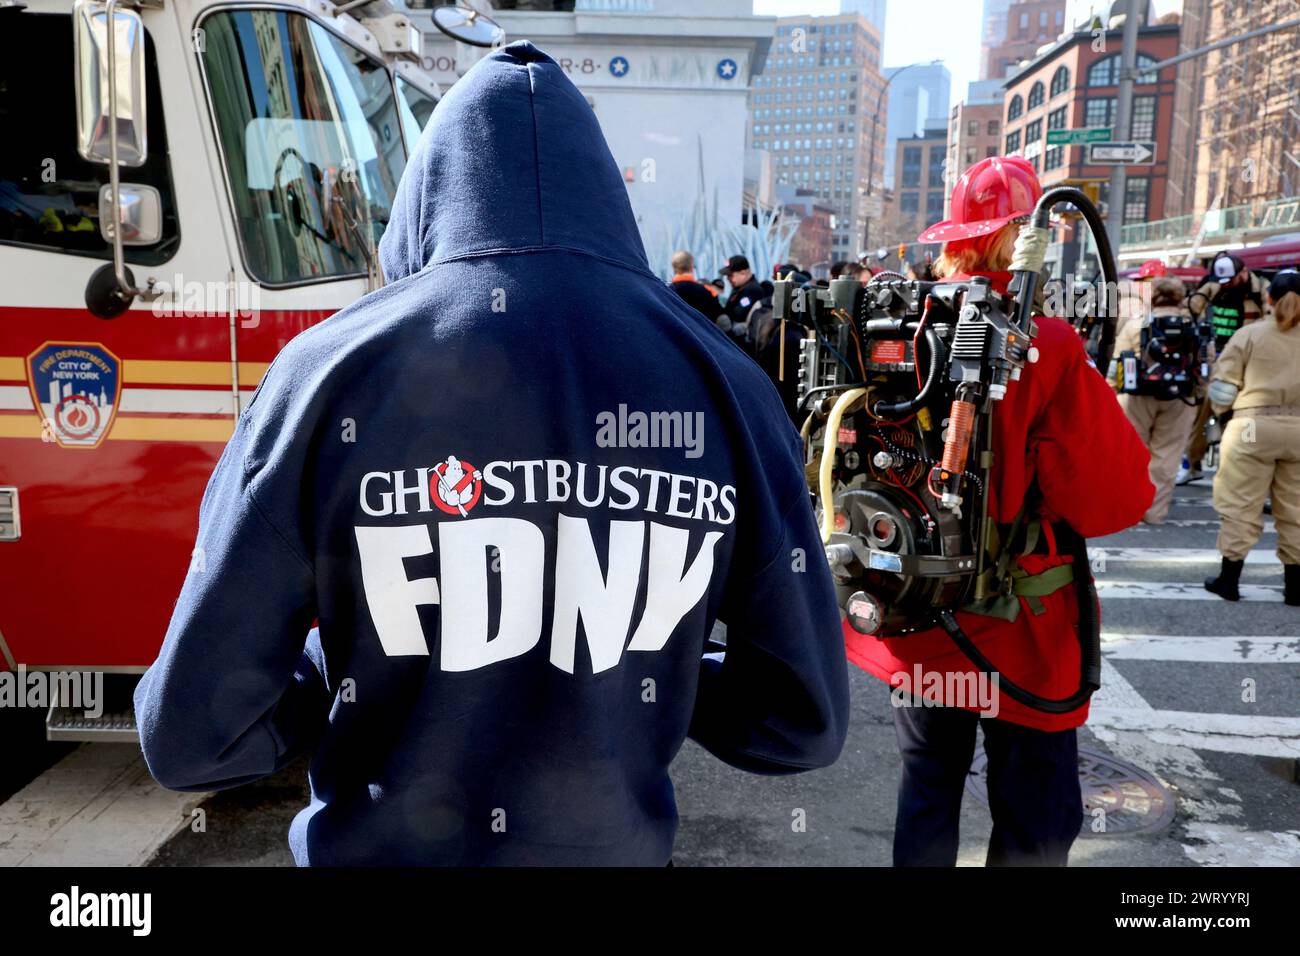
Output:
[
  {"xmin": 1167, "ymin": 0, "xmax": 1300, "ymax": 220},
  {"xmin": 783, "ymin": 190, "xmax": 835, "ymax": 271},
  {"xmin": 1001, "ymin": 18, "xmax": 1180, "ymax": 275},
  {"xmin": 985, "ymin": 0, "xmax": 1067, "ymax": 80},
  {"xmin": 892, "ymin": 123, "xmax": 949, "ymax": 258}
]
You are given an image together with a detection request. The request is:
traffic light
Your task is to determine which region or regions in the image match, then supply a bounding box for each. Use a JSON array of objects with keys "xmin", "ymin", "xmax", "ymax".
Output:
[{"xmin": 898, "ymin": 243, "xmax": 906, "ymax": 262}]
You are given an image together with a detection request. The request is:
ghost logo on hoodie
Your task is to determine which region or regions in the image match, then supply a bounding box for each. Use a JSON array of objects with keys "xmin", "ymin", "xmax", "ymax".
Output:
[{"xmin": 432, "ymin": 455, "xmax": 483, "ymax": 516}]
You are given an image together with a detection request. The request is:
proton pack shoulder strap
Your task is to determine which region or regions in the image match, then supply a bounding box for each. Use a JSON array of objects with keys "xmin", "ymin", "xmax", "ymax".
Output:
[
  {"xmin": 965, "ymin": 482, "xmax": 1075, "ymax": 623},
  {"xmin": 939, "ymin": 498, "xmax": 1101, "ymax": 714}
]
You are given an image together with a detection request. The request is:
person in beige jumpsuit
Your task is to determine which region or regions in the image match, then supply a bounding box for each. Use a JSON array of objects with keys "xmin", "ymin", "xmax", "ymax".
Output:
[
  {"xmin": 1112, "ymin": 278, "xmax": 1208, "ymax": 524},
  {"xmin": 1204, "ymin": 270, "xmax": 1300, "ymax": 606}
]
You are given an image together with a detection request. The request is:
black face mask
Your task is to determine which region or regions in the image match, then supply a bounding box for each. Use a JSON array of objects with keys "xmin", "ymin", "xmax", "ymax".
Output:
[{"xmin": 1214, "ymin": 278, "xmax": 1249, "ymax": 309}]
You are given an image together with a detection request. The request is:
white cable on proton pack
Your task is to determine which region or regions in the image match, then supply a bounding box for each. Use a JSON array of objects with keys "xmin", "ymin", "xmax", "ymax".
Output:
[{"xmin": 819, "ymin": 387, "xmax": 867, "ymax": 544}]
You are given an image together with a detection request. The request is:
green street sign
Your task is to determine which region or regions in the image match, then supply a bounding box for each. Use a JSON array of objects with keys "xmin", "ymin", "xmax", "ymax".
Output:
[{"xmin": 1046, "ymin": 127, "xmax": 1113, "ymax": 146}]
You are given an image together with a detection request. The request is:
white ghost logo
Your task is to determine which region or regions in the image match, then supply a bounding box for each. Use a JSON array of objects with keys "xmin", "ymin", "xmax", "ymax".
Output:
[{"xmin": 435, "ymin": 455, "xmax": 483, "ymax": 516}]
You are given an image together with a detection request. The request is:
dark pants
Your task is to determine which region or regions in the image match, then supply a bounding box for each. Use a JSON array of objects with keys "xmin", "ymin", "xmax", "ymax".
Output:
[{"xmin": 891, "ymin": 703, "xmax": 1083, "ymax": 867}]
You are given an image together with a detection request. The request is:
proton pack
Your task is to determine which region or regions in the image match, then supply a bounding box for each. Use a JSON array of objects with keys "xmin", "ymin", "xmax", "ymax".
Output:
[
  {"xmin": 775, "ymin": 273, "xmax": 1035, "ymax": 638},
  {"xmin": 1117, "ymin": 310, "xmax": 1208, "ymax": 403},
  {"xmin": 774, "ymin": 186, "xmax": 1114, "ymax": 714}
]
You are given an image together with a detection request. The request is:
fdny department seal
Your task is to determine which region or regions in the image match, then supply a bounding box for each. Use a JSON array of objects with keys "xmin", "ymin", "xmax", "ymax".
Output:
[{"xmin": 26, "ymin": 342, "xmax": 122, "ymax": 449}]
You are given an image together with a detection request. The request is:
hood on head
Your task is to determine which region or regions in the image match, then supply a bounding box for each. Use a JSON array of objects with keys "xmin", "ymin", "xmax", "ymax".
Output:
[{"xmin": 379, "ymin": 41, "xmax": 648, "ymax": 282}]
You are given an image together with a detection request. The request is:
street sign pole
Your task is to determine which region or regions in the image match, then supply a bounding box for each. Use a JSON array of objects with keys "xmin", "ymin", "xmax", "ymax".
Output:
[{"xmin": 1105, "ymin": 0, "xmax": 1141, "ymax": 259}]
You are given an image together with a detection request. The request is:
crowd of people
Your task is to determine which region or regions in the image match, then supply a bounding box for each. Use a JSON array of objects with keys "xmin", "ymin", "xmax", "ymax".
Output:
[
  {"xmin": 667, "ymin": 249, "xmax": 940, "ymax": 420},
  {"xmin": 667, "ymin": 189, "xmax": 1300, "ymax": 613},
  {"xmin": 1108, "ymin": 253, "xmax": 1300, "ymax": 605}
]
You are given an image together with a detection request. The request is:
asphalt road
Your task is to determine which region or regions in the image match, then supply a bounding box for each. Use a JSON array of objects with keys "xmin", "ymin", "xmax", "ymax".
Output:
[{"xmin": 143, "ymin": 477, "xmax": 1300, "ymax": 867}]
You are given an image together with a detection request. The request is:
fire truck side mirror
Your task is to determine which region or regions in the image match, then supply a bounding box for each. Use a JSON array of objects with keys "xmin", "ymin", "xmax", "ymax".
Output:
[
  {"xmin": 73, "ymin": 0, "xmax": 148, "ymax": 168},
  {"xmin": 98, "ymin": 183, "xmax": 162, "ymax": 246}
]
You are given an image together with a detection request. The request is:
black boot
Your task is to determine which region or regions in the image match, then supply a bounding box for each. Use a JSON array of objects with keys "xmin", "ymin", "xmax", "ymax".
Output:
[
  {"xmin": 1285, "ymin": 565, "xmax": 1300, "ymax": 607},
  {"xmin": 1205, "ymin": 558, "xmax": 1244, "ymax": 601}
]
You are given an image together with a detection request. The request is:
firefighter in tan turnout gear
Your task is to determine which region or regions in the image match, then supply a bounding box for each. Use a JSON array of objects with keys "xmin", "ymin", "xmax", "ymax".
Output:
[
  {"xmin": 1204, "ymin": 269, "xmax": 1300, "ymax": 606},
  {"xmin": 1113, "ymin": 277, "xmax": 1212, "ymax": 524}
]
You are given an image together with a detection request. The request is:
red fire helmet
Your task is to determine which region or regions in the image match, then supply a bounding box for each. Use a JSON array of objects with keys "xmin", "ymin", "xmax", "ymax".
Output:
[
  {"xmin": 1137, "ymin": 259, "xmax": 1169, "ymax": 279},
  {"xmin": 917, "ymin": 155, "xmax": 1042, "ymax": 244}
]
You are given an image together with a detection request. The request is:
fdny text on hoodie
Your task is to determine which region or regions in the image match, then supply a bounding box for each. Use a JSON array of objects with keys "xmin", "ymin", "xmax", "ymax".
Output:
[{"xmin": 354, "ymin": 459, "xmax": 735, "ymax": 673}]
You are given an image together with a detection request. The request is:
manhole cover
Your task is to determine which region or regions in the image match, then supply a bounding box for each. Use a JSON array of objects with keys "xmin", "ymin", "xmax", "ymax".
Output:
[{"xmin": 965, "ymin": 746, "xmax": 1175, "ymax": 838}]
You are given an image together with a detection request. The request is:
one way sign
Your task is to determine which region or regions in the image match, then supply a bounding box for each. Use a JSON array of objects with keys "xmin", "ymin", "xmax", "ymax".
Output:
[{"xmin": 1088, "ymin": 141, "xmax": 1157, "ymax": 165}]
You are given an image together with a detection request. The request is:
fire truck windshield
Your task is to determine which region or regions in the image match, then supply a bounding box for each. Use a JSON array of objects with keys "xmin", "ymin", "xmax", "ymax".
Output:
[{"xmin": 200, "ymin": 9, "xmax": 409, "ymax": 286}]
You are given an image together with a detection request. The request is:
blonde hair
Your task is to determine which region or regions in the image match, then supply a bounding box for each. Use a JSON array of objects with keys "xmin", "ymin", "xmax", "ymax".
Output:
[
  {"xmin": 1150, "ymin": 276, "xmax": 1185, "ymax": 307},
  {"xmin": 1274, "ymin": 290, "xmax": 1300, "ymax": 331},
  {"xmin": 934, "ymin": 224, "xmax": 1019, "ymax": 279},
  {"xmin": 670, "ymin": 250, "xmax": 694, "ymax": 275}
]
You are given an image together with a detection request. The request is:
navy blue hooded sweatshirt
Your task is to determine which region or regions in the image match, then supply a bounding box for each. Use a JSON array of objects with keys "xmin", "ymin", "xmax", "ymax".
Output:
[{"xmin": 134, "ymin": 41, "xmax": 849, "ymax": 866}]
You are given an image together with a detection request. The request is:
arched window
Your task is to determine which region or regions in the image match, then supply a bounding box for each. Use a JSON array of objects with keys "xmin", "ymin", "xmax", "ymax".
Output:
[
  {"xmin": 1050, "ymin": 65, "xmax": 1070, "ymax": 97},
  {"xmin": 1089, "ymin": 53, "xmax": 1160, "ymax": 87},
  {"xmin": 1088, "ymin": 55, "xmax": 1119, "ymax": 86},
  {"xmin": 1007, "ymin": 94, "xmax": 1023, "ymax": 121},
  {"xmin": 1027, "ymin": 81, "xmax": 1044, "ymax": 110}
]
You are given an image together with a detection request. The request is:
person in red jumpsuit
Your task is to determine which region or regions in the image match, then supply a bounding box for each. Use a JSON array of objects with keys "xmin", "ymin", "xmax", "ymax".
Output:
[{"xmin": 844, "ymin": 156, "xmax": 1154, "ymax": 866}]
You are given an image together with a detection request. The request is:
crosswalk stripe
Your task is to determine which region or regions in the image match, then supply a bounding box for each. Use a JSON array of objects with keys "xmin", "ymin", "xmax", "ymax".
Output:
[
  {"xmin": 1181, "ymin": 824, "xmax": 1300, "ymax": 867},
  {"xmin": 1158, "ymin": 519, "xmax": 1276, "ymax": 532},
  {"xmin": 1086, "ymin": 707, "xmax": 1300, "ymax": 759},
  {"xmin": 1092, "ymin": 658, "xmax": 1152, "ymax": 710},
  {"xmin": 1092, "ymin": 548, "xmax": 1275, "ymax": 565},
  {"xmin": 1096, "ymin": 580, "xmax": 1285, "ymax": 601},
  {"xmin": 1102, "ymin": 632, "xmax": 1300, "ymax": 663}
]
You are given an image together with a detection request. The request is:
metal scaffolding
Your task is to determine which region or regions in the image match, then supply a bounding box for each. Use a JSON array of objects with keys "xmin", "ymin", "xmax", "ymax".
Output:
[{"xmin": 1192, "ymin": 0, "xmax": 1300, "ymax": 211}]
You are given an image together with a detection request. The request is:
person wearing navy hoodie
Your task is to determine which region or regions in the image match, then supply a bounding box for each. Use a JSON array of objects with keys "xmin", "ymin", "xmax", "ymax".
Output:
[{"xmin": 133, "ymin": 42, "xmax": 849, "ymax": 866}]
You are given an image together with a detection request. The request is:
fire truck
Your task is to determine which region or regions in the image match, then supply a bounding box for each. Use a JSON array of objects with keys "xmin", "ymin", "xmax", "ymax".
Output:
[{"xmin": 0, "ymin": 0, "xmax": 496, "ymax": 739}]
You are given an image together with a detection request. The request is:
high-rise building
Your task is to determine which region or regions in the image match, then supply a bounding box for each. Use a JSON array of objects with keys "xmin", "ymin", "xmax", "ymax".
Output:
[
  {"xmin": 979, "ymin": 0, "xmax": 1015, "ymax": 79},
  {"xmin": 985, "ymin": 0, "xmax": 1067, "ymax": 79},
  {"xmin": 838, "ymin": 0, "xmax": 887, "ymax": 38},
  {"xmin": 892, "ymin": 123, "xmax": 950, "ymax": 259},
  {"xmin": 748, "ymin": 11, "xmax": 888, "ymax": 258},
  {"xmin": 882, "ymin": 62, "xmax": 950, "ymax": 187}
]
